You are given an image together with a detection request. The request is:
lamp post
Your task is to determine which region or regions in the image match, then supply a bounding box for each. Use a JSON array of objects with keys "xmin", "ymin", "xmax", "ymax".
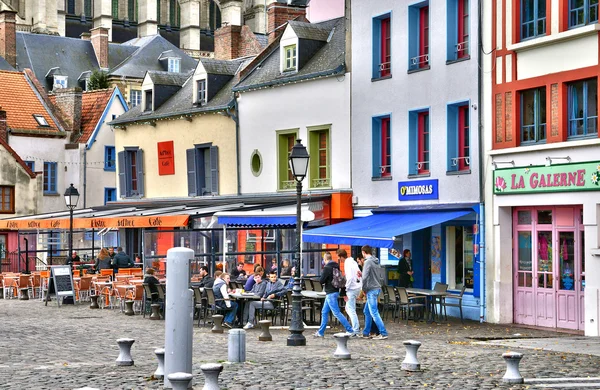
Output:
[
  {"xmin": 64, "ymin": 184, "xmax": 80, "ymax": 268},
  {"xmin": 287, "ymin": 139, "xmax": 309, "ymax": 347}
]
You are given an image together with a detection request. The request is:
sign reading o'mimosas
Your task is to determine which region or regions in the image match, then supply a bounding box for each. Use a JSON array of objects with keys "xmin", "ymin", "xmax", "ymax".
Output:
[
  {"xmin": 493, "ymin": 161, "xmax": 600, "ymax": 195},
  {"xmin": 398, "ymin": 179, "xmax": 439, "ymax": 201}
]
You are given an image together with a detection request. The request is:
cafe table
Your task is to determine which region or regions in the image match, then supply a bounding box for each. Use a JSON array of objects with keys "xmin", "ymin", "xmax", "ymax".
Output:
[
  {"xmin": 301, "ymin": 291, "xmax": 326, "ymax": 324},
  {"xmin": 229, "ymin": 291, "xmax": 262, "ymax": 326},
  {"xmin": 406, "ymin": 288, "xmax": 447, "ymax": 323}
]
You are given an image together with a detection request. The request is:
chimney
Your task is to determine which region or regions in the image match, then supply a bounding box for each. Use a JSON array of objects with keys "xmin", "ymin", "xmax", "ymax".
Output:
[
  {"xmin": 267, "ymin": 1, "xmax": 307, "ymax": 44},
  {"xmin": 54, "ymin": 88, "xmax": 82, "ymax": 133},
  {"xmin": 214, "ymin": 24, "xmax": 242, "ymax": 60},
  {"xmin": 90, "ymin": 26, "xmax": 109, "ymax": 69},
  {"xmin": 80, "ymin": 32, "xmax": 91, "ymax": 41},
  {"xmin": 0, "ymin": 107, "xmax": 8, "ymax": 143},
  {"xmin": 0, "ymin": 8, "xmax": 17, "ymax": 68}
]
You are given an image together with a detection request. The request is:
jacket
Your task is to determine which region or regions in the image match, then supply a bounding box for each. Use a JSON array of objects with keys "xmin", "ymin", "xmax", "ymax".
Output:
[
  {"xmin": 213, "ymin": 278, "xmax": 232, "ymax": 308},
  {"xmin": 250, "ymin": 281, "xmax": 267, "ymax": 297},
  {"xmin": 94, "ymin": 257, "xmax": 112, "ymax": 271},
  {"xmin": 262, "ymin": 280, "xmax": 286, "ymax": 299},
  {"xmin": 113, "ymin": 251, "xmax": 134, "ymax": 268},
  {"xmin": 320, "ymin": 261, "xmax": 341, "ymax": 295},
  {"xmin": 362, "ymin": 255, "xmax": 383, "ymax": 292},
  {"xmin": 397, "ymin": 257, "xmax": 413, "ymax": 288},
  {"xmin": 344, "ymin": 257, "xmax": 362, "ymax": 291},
  {"xmin": 198, "ymin": 275, "xmax": 215, "ymax": 289}
]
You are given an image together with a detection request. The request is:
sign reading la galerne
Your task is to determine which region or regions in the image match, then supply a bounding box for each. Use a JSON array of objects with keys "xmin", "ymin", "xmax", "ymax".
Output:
[
  {"xmin": 493, "ymin": 161, "xmax": 600, "ymax": 195},
  {"xmin": 398, "ymin": 179, "xmax": 439, "ymax": 201}
]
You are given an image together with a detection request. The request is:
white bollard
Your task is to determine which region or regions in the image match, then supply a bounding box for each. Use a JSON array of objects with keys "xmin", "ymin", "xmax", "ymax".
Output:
[
  {"xmin": 115, "ymin": 338, "xmax": 135, "ymax": 366},
  {"xmin": 167, "ymin": 372, "xmax": 193, "ymax": 390},
  {"xmin": 401, "ymin": 340, "xmax": 421, "ymax": 371},
  {"xmin": 228, "ymin": 329, "xmax": 246, "ymax": 363},
  {"xmin": 332, "ymin": 333, "xmax": 351, "ymax": 359},
  {"xmin": 154, "ymin": 348, "xmax": 165, "ymax": 379},
  {"xmin": 163, "ymin": 247, "xmax": 194, "ymax": 389},
  {"xmin": 200, "ymin": 363, "xmax": 223, "ymax": 390},
  {"xmin": 502, "ymin": 352, "xmax": 524, "ymax": 384}
]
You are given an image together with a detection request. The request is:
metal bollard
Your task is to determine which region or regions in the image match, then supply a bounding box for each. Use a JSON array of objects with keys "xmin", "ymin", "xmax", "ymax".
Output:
[
  {"xmin": 211, "ymin": 315, "xmax": 224, "ymax": 333},
  {"xmin": 124, "ymin": 300, "xmax": 135, "ymax": 316},
  {"xmin": 19, "ymin": 288, "xmax": 29, "ymax": 300},
  {"xmin": 401, "ymin": 340, "xmax": 421, "ymax": 371},
  {"xmin": 154, "ymin": 348, "xmax": 165, "ymax": 379},
  {"xmin": 228, "ymin": 329, "xmax": 246, "ymax": 363},
  {"xmin": 332, "ymin": 333, "xmax": 351, "ymax": 359},
  {"xmin": 200, "ymin": 363, "xmax": 223, "ymax": 390},
  {"xmin": 502, "ymin": 352, "xmax": 524, "ymax": 384},
  {"xmin": 115, "ymin": 338, "xmax": 135, "ymax": 366},
  {"xmin": 167, "ymin": 372, "xmax": 193, "ymax": 390},
  {"xmin": 150, "ymin": 304, "xmax": 161, "ymax": 320},
  {"xmin": 258, "ymin": 320, "xmax": 272, "ymax": 341},
  {"xmin": 90, "ymin": 295, "xmax": 100, "ymax": 309}
]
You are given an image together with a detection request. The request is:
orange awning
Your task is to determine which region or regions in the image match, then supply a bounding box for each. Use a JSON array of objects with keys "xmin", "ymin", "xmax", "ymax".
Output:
[{"xmin": 0, "ymin": 215, "xmax": 189, "ymax": 230}]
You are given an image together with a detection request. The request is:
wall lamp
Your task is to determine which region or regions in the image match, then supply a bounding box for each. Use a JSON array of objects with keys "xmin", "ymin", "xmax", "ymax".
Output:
[
  {"xmin": 491, "ymin": 160, "xmax": 515, "ymax": 169},
  {"xmin": 545, "ymin": 156, "xmax": 571, "ymax": 166}
]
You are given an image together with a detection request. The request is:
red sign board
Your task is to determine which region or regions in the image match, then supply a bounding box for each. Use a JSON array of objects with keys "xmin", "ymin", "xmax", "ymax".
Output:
[{"xmin": 157, "ymin": 141, "xmax": 175, "ymax": 175}]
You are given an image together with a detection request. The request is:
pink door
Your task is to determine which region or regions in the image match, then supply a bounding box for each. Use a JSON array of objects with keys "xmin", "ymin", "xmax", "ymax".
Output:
[
  {"xmin": 556, "ymin": 230, "xmax": 577, "ymax": 329},
  {"xmin": 514, "ymin": 230, "xmax": 535, "ymax": 325},
  {"xmin": 535, "ymin": 229, "xmax": 555, "ymax": 328}
]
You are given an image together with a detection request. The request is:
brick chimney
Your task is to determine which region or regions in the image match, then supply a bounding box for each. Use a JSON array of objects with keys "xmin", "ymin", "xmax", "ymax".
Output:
[
  {"xmin": 267, "ymin": 1, "xmax": 307, "ymax": 44},
  {"xmin": 0, "ymin": 107, "xmax": 8, "ymax": 143},
  {"xmin": 90, "ymin": 26, "xmax": 109, "ymax": 69},
  {"xmin": 54, "ymin": 88, "xmax": 82, "ymax": 133},
  {"xmin": 0, "ymin": 9, "xmax": 17, "ymax": 68},
  {"xmin": 80, "ymin": 32, "xmax": 91, "ymax": 41},
  {"xmin": 214, "ymin": 24, "xmax": 242, "ymax": 60}
]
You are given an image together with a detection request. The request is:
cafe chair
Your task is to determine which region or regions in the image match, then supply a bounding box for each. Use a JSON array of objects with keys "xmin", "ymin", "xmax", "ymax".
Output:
[
  {"xmin": 382, "ymin": 285, "xmax": 401, "ymax": 322},
  {"xmin": 397, "ymin": 287, "xmax": 426, "ymax": 324},
  {"xmin": 142, "ymin": 283, "xmax": 158, "ymax": 318},
  {"xmin": 311, "ymin": 280, "xmax": 323, "ymax": 293},
  {"xmin": 29, "ymin": 274, "xmax": 42, "ymax": 299},
  {"xmin": 205, "ymin": 288, "xmax": 228, "ymax": 325},
  {"xmin": 2, "ymin": 277, "xmax": 17, "ymax": 299},
  {"xmin": 76, "ymin": 276, "xmax": 93, "ymax": 302},
  {"xmin": 433, "ymin": 282, "xmax": 449, "ymax": 320},
  {"xmin": 441, "ymin": 286, "xmax": 466, "ymax": 324},
  {"xmin": 193, "ymin": 287, "xmax": 208, "ymax": 327}
]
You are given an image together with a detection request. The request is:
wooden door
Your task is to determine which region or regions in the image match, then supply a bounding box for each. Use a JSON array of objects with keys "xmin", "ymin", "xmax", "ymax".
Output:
[
  {"xmin": 556, "ymin": 230, "xmax": 577, "ymax": 329},
  {"xmin": 514, "ymin": 230, "xmax": 535, "ymax": 325},
  {"xmin": 534, "ymin": 229, "xmax": 555, "ymax": 328}
]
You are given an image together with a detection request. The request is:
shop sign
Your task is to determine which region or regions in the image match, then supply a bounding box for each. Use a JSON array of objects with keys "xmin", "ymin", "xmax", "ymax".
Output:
[
  {"xmin": 398, "ymin": 179, "xmax": 439, "ymax": 201},
  {"xmin": 493, "ymin": 161, "xmax": 600, "ymax": 195},
  {"xmin": 0, "ymin": 215, "xmax": 189, "ymax": 230},
  {"xmin": 157, "ymin": 141, "xmax": 175, "ymax": 175}
]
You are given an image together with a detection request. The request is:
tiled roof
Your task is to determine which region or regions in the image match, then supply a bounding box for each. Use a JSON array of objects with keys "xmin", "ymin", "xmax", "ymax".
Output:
[
  {"xmin": 78, "ymin": 88, "xmax": 114, "ymax": 143},
  {"xmin": 201, "ymin": 58, "xmax": 243, "ymax": 76},
  {"xmin": 0, "ymin": 70, "xmax": 62, "ymax": 135}
]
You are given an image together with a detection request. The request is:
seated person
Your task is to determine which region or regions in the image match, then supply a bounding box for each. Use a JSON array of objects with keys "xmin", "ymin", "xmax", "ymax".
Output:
[
  {"xmin": 197, "ymin": 266, "xmax": 215, "ymax": 289},
  {"xmin": 143, "ymin": 268, "xmax": 161, "ymax": 302},
  {"xmin": 280, "ymin": 259, "xmax": 292, "ymax": 277},
  {"xmin": 231, "ymin": 263, "xmax": 247, "ymax": 280},
  {"xmin": 285, "ymin": 267, "xmax": 297, "ymax": 290},
  {"xmin": 243, "ymin": 271, "xmax": 286, "ymax": 329},
  {"xmin": 244, "ymin": 266, "xmax": 264, "ymax": 291},
  {"xmin": 242, "ymin": 273, "xmax": 267, "ymax": 322},
  {"xmin": 212, "ymin": 273, "xmax": 238, "ymax": 329},
  {"xmin": 93, "ymin": 248, "xmax": 112, "ymax": 273}
]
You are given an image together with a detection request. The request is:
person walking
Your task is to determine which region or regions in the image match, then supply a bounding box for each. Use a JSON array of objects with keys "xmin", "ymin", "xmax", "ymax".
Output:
[
  {"xmin": 360, "ymin": 245, "xmax": 388, "ymax": 340},
  {"xmin": 314, "ymin": 252, "xmax": 354, "ymax": 338},
  {"xmin": 339, "ymin": 249, "xmax": 361, "ymax": 336},
  {"xmin": 397, "ymin": 249, "xmax": 414, "ymax": 288},
  {"xmin": 112, "ymin": 247, "xmax": 134, "ymax": 273}
]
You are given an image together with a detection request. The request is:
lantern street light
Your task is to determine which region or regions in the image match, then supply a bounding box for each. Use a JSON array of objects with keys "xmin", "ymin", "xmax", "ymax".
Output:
[
  {"xmin": 64, "ymin": 183, "xmax": 80, "ymax": 268},
  {"xmin": 287, "ymin": 139, "xmax": 309, "ymax": 347}
]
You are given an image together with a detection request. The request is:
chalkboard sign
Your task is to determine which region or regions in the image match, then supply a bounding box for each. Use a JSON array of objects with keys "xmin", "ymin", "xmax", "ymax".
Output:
[{"xmin": 45, "ymin": 266, "xmax": 76, "ymax": 307}]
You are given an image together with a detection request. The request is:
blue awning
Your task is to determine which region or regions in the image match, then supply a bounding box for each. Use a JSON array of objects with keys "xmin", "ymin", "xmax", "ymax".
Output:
[
  {"xmin": 302, "ymin": 210, "xmax": 472, "ymax": 248},
  {"xmin": 215, "ymin": 206, "xmax": 315, "ymax": 227}
]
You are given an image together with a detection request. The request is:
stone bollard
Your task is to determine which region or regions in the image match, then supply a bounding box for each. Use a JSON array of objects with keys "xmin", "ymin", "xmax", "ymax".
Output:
[
  {"xmin": 401, "ymin": 340, "xmax": 421, "ymax": 371},
  {"xmin": 19, "ymin": 288, "xmax": 29, "ymax": 300},
  {"xmin": 167, "ymin": 372, "xmax": 193, "ymax": 390},
  {"xmin": 154, "ymin": 348, "xmax": 165, "ymax": 379},
  {"xmin": 258, "ymin": 320, "xmax": 272, "ymax": 341},
  {"xmin": 332, "ymin": 333, "xmax": 351, "ymax": 359},
  {"xmin": 124, "ymin": 300, "xmax": 135, "ymax": 316},
  {"xmin": 200, "ymin": 363, "xmax": 223, "ymax": 390},
  {"xmin": 115, "ymin": 338, "xmax": 135, "ymax": 366},
  {"xmin": 211, "ymin": 315, "xmax": 224, "ymax": 333},
  {"xmin": 228, "ymin": 329, "xmax": 246, "ymax": 363},
  {"xmin": 150, "ymin": 304, "xmax": 161, "ymax": 320},
  {"xmin": 502, "ymin": 352, "xmax": 524, "ymax": 384},
  {"xmin": 90, "ymin": 295, "xmax": 100, "ymax": 309}
]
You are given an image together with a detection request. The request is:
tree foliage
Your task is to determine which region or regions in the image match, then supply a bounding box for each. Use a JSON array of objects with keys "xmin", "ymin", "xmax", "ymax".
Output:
[{"xmin": 87, "ymin": 70, "xmax": 109, "ymax": 90}]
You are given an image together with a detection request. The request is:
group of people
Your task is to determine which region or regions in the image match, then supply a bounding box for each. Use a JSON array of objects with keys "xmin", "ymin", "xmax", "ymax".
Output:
[{"xmin": 91, "ymin": 247, "xmax": 137, "ymax": 273}]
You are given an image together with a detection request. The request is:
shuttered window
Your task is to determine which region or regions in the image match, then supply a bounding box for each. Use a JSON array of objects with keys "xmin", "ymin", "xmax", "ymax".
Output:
[
  {"xmin": 118, "ymin": 148, "xmax": 145, "ymax": 198},
  {"xmin": 186, "ymin": 145, "xmax": 219, "ymax": 196}
]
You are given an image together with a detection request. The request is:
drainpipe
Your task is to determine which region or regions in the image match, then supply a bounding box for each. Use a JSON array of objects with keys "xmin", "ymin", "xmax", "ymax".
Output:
[
  {"xmin": 477, "ymin": 0, "xmax": 486, "ymax": 323},
  {"xmin": 227, "ymin": 97, "xmax": 242, "ymax": 195},
  {"xmin": 83, "ymin": 146, "xmax": 87, "ymax": 208}
]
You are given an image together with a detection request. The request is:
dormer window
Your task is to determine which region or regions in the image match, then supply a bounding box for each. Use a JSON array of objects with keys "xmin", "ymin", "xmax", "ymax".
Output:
[
  {"xmin": 144, "ymin": 90, "xmax": 153, "ymax": 112},
  {"xmin": 197, "ymin": 79, "xmax": 206, "ymax": 104},
  {"xmin": 53, "ymin": 75, "xmax": 68, "ymax": 89},
  {"xmin": 33, "ymin": 115, "xmax": 50, "ymax": 127},
  {"xmin": 284, "ymin": 45, "xmax": 297, "ymax": 71},
  {"xmin": 168, "ymin": 58, "xmax": 181, "ymax": 73}
]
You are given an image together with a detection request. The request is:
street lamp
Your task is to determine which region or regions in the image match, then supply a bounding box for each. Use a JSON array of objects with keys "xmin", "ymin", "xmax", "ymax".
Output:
[
  {"xmin": 287, "ymin": 139, "xmax": 309, "ymax": 347},
  {"xmin": 64, "ymin": 183, "xmax": 80, "ymax": 267}
]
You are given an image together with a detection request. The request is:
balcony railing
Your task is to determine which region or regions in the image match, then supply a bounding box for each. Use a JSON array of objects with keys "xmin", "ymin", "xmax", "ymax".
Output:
[
  {"xmin": 281, "ymin": 180, "xmax": 295, "ymax": 190},
  {"xmin": 410, "ymin": 54, "xmax": 429, "ymax": 69},
  {"xmin": 311, "ymin": 178, "xmax": 330, "ymax": 188}
]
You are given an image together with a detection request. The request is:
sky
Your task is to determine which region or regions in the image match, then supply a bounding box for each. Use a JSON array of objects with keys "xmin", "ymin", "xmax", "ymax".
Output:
[{"xmin": 306, "ymin": 0, "xmax": 345, "ymax": 23}]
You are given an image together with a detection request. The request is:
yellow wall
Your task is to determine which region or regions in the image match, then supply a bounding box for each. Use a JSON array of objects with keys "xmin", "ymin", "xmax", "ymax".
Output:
[{"xmin": 115, "ymin": 113, "xmax": 238, "ymax": 198}]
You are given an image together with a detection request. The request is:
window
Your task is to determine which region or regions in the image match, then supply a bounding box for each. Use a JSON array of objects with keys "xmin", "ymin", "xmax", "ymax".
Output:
[
  {"xmin": 521, "ymin": 0, "xmax": 546, "ymax": 39},
  {"xmin": 33, "ymin": 115, "xmax": 50, "ymax": 127},
  {"xmin": 170, "ymin": 0, "xmax": 180, "ymax": 26},
  {"xmin": 104, "ymin": 146, "xmax": 116, "ymax": 171},
  {"xmin": 408, "ymin": 109, "xmax": 430, "ymax": 175},
  {"xmin": 43, "ymin": 162, "xmax": 57, "ymax": 194},
  {"xmin": 104, "ymin": 188, "xmax": 117, "ymax": 205},
  {"xmin": 117, "ymin": 148, "xmax": 145, "ymax": 198},
  {"xmin": 569, "ymin": 0, "xmax": 599, "ymax": 28},
  {"xmin": 372, "ymin": 13, "xmax": 391, "ymax": 78},
  {"xmin": 186, "ymin": 144, "xmax": 219, "ymax": 196},
  {"xmin": 521, "ymin": 87, "xmax": 546, "ymax": 144},
  {"xmin": 284, "ymin": 45, "xmax": 297, "ymax": 71},
  {"xmin": 568, "ymin": 78, "xmax": 598, "ymax": 138},
  {"xmin": 409, "ymin": 2, "xmax": 430, "ymax": 71},
  {"xmin": 67, "ymin": 0, "xmax": 75, "ymax": 14},
  {"xmin": 112, "ymin": 0, "xmax": 119, "ymax": 17},
  {"xmin": 197, "ymin": 80, "xmax": 206, "ymax": 104},
  {"xmin": 447, "ymin": 226, "xmax": 474, "ymax": 290},
  {"xmin": 309, "ymin": 128, "xmax": 330, "ymax": 188},
  {"xmin": 372, "ymin": 116, "xmax": 391, "ymax": 178},
  {"xmin": 128, "ymin": 0, "xmax": 137, "ymax": 21},
  {"xmin": 418, "ymin": 112, "xmax": 430, "ymax": 174},
  {"xmin": 84, "ymin": 0, "xmax": 92, "ymax": 17},
  {"xmin": 447, "ymin": 103, "xmax": 470, "ymax": 172},
  {"xmin": 250, "ymin": 150, "xmax": 262, "ymax": 177},
  {"xmin": 130, "ymin": 89, "xmax": 141, "ymax": 108},
  {"xmin": 53, "ymin": 75, "xmax": 67, "ymax": 89},
  {"xmin": 0, "ymin": 186, "xmax": 14, "ymax": 213},
  {"xmin": 168, "ymin": 58, "xmax": 180, "ymax": 73},
  {"xmin": 447, "ymin": 0, "xmax": 469, "ymax": 61},
  {"xmin": 278, "ymin": 132, "xmax": 298, "ymax": 190},
  {"xmin": 144, "ymin": 90, "xmax": 153, "ymax": 111},
  {"xmin": 24, "ymin": 160, "xmax": 34, "ymax": 172},
  {"xmin": 49, "ymin": 232, "xmax": 61, "ymax": 257}
]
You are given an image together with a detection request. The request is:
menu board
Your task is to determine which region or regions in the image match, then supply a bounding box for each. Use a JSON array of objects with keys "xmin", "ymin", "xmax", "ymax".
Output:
[{"xmin": 45, "ymin": 265, "xmax": 75, "ymax": 307}]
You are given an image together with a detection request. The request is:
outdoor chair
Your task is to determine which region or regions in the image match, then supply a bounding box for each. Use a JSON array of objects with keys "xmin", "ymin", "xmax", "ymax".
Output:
[
  {"xmin": 311, "ymin": 279, "xmax": 323, "ymax": 292},
  {"xmin": 124, "ymin": 284, "xmax": 144, "ymax": 314},
  {"xmin": 441, "ymin": 285, "xmax": 466, "ymax": 323},
  {"xmin": 397, "ymin": 287, "xmax": 426, "ymax": 324},
  {"xmin": 193, "ymin": 287, "xmax": 208, "ymax": 327},
  {"xmin": 142, "ymin": 283, "xmax": 159, "ymax": 318},
  {"xmin": 29, "ymin": 274, "xmax": 42, "ymax": 299},
  {"xmin": 18, "ymin": 275, "xmax": 31, "ymax": 299},
  {"xmin": 382, "ymin": 285, "xmax": 401, "ymax": 322},
  {"xmin": 433, "ymin": 282, "xmax": 449, "ymax": 320},
  {"xmin": 205, "ymin": 288, "xmax": 228, "ymax": 326},
  {"xmin": 76, "ymin": 276, "xmax": 93, "ymax": 302},
  {"xmin": 2, "ymin": 276, "xmax": 17, "ymax": 299}
]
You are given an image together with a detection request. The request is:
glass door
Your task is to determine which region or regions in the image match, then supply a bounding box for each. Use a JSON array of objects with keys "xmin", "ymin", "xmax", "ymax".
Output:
[
  {"xmin": 556, "ymin": 231, "xmax": 577, "ymax": 329},
  {"xmin": 535, "ymin": 229, "xmax": 555, "ymax": 328},
  {"xmin": 514, "ymin": 230, "xmax": 535, "ymax": 325}
]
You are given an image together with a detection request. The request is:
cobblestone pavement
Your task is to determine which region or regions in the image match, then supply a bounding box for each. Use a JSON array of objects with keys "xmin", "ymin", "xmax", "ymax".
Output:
[{"xmin": 1, "ymin": 298, "xmax": 599, "ymax": 390}]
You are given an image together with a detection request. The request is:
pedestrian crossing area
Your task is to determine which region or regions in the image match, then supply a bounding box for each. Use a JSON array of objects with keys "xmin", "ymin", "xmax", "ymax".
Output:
[{"xmin": 526, "ymin": 377, "xmax": 600, "ymax": 388}]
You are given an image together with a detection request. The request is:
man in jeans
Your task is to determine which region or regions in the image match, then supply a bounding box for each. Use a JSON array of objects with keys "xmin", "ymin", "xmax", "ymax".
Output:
[
  {"xmin": 339, "ymin": 249, "xmax": 361, "ymax": 337},
  {"xmin": 314, "ymin": 252, "xmax": 354, "ymax": 337},
  {"xmin": 360, "ymin": 245, "xmax": 388, "ymax": 340}
]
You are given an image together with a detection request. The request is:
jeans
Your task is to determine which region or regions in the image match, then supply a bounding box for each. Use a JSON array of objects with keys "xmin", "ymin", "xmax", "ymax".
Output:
[
  {"xmin": 317, "ymin": 292, "xmax": 353, "ymax": 336},
  {"xmin": 220, "ymin": 301, "xmax": 238, "ymax": 325},
  {"xmin": 247, "ymin": 300, "xmax": 275, "ymax": 324},
  {"xmin": 362, "ymin": 289, "xmax": 388, "ymax": 337},
  {"xmin": 345, "ymin": 288, "xmax": 361, "ymax": 334}
]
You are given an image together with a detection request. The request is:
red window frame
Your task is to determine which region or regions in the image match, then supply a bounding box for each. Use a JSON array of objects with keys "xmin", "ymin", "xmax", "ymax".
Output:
[
  {"xmin": 418, "ymin": 112, "xmax": 430, "ymax": 174},
  {"xmin": 457, "ymin": 0, "xmax": 469, "ymax": 58},
  {"xmin": 380, "ymin": 17, "xmax": 391, "ymax": 77},
  {"xmin": 419, "ymin": 6, "xmax": 429, "ymax": 68},
  {"xmin": 381, "ymin": 117, "xmax": 391, "ymax": 177},
  {"xmin": 0, "ymin": 186, "xmax": 14, "ymax": 214},
  {"xmin": 458, "ymin": 105, "xmax": 470, "ymax": 171}
]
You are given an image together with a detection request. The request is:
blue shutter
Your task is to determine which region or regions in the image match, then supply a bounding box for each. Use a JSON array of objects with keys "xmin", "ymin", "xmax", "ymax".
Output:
[
  {"xmin": 210, "ymin": 145, "xmax": 219, "ymax": 195},
  {"xmin": 447, "ymin": 104, "xmax": 459, "ymax": 171},
  {"xmin": 136, "ymin": 149, "xmax": 144, "ymax": 197},
  {"xmin": 372, "ymin": 117, "xmax": 381, "ymax": 178},
  {"xmin": 118, "ymin": 151, "xmax": 126, "ymax": 198},
  {"xmin": 186, "ymin": 148, "xmax": 197, "ymax": 196}
]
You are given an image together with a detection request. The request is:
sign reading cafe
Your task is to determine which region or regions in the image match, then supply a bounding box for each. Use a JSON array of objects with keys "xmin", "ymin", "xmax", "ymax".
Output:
[{"xmin": 493, "ymin": 161, "xmax": 600, "ymax": 195}]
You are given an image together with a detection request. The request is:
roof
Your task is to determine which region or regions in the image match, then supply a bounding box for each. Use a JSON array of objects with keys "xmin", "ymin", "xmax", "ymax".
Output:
[
  {"xmin": 77, "ymin": 88, "xmax": 114, "ymax": 143},
  {"xmin": 0, "ymin": 56, "xmax": 14, "ymax": 71},
  {"xmin": 147, "ymin": 70, "xmax": 190, "ymax": 86},
  {"xmin": 288, "ymin": 20, "xmax": 331, "ymax": 41},
  {"xmin": 0, "ymin": 137, "xmax": 36, "ymax": 179},
  {"xmin": 234, "ymin": 17, "xmax": 345, "ymax": 92},
  {"xmin": 254, "ymin": 33, "xmax": 268, "ymax": 48},
  {"xmin": 0, "ymin": 70, "xmax": 62, "ymax": 135},
  {"xmin": 158, "ymin": 50, "xmax": 181, "ymax": 60},
  {"xmin": 201, "ymin": 58, "xmax": 243, "ymax": 76}
]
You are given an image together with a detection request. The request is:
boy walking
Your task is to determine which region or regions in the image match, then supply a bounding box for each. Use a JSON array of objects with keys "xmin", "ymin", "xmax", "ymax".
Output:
[{"xmin": 360, "ymin": 245, "xmax": 388, "ymax": 340}]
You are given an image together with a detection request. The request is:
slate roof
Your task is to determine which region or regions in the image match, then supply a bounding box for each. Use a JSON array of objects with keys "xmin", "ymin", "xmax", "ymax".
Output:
[
  {"xmin": 202, "ymin": 58, "xmax": 243, "ymax": 76},
  {"xmin": 254, "ymin": 34, "xmax": 268, "ymax": 48},
  {"xmin": 234, "ymin": 17, "xmax": 345, "ymax": 92},
  {"xmin": 147, "ymin": 70, "xmax": 191, "ymax": 86},
  {"xmin": 0, "ymin": 56, "xmax": 14, "ymax": 71},
  {"xmin": 0, "ymin": 70, "xmax": 62, "ymax": 136},
  {"xmin": 288, "ymin": 20, "xmax": 331, "ymax": 41}
]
